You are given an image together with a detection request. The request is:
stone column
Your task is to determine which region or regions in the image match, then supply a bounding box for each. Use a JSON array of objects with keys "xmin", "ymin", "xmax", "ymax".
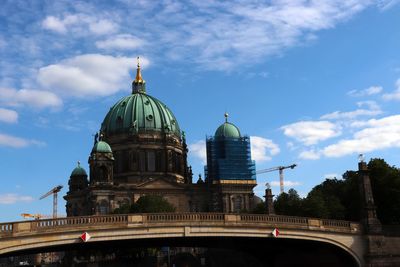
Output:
[
  {"xmin": 358, "ymin": 160, "xmax": 381, "ymax": 234},
  {"xmin": 264, "ymin": 188, "xmax": 275, "ymax": 215}
]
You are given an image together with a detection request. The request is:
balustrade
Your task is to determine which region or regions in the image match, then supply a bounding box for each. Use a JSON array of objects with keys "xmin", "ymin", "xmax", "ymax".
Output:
[
  {"xmin": 240, "ymin": 214, "xmax": 308, "ymax": 225},
  {"xmin": 146, "ymin": 213, "xmax": 224, "ymax": 222},
  {"xmin": 322, "ymin": 219, "xmax": 351, "ymax": 228},
  {"xmin": 0, "ymin": 213, "xmax": 357, "ymax": 237},
  {"xmin": 0, "ymin": 223, "xmax": 12, "ymax": 233},
  {"xmin": 33, "ymin": 215, "xmax": 128, "ymax": 229}
]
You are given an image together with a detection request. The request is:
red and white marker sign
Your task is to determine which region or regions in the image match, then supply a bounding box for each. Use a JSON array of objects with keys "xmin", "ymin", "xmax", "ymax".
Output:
[
  {"xmin": 80, "ymin": 232, "xmax": 91, "ymax": 242},
  {"xmin": 272, "ymin": 228, "xmax": 280, "ymax": 237}
]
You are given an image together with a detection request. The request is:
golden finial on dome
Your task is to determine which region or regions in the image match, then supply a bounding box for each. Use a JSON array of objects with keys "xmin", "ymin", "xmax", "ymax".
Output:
[
  {"xmin": 132, "ymin": 56, "xmax": 146, "ymax": 93},
  {"xmin": 135, "ymin": 56, "xmax": 144, "ymax": 83}
]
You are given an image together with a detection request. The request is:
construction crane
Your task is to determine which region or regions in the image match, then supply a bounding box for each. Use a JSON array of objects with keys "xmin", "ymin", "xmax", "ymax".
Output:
[
  {"xmin": 21, "ymin": 213, "xmax": 51, "ymax": 220},
  {"xmin": 39, "ymin": 185, "xmax": 63, "ymax": 218},
  {"xmin": 256, "ymin": 164, "xmax": 297, "ymax": 194}
]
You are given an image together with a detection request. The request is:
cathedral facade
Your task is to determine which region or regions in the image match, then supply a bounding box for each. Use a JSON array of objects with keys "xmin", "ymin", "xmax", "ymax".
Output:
[{"xmin": 64, "ymin": 62, "xmax": 257, "ymax": 216}]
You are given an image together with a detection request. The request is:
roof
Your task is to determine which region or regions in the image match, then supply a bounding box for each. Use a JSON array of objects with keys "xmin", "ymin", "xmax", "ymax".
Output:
[
  {"xmin": 71, "ymin": 163, "xmax": 87, "ymax": 177},
  {"xmin": 101, "ymin": 93, "xmax": 181, "ymax": 137},
  {"xmin": 215, "ymin": 122, "xmax": 241, "ymax": 138},
  {"xmin": 92, "ymin": 140, "xmax": 112, "ymax": 153}
]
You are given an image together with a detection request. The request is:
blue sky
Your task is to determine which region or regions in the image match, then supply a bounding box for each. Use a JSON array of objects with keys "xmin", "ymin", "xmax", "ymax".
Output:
[{"xmin": 1, "ymin": 0, "xmax": 400, "ymax": 222}]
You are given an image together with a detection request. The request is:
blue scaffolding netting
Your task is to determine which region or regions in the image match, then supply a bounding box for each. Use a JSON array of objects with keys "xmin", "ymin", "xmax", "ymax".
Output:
[{"xmin": 205, "ymin": 135, "xmax": 256, "ymax": 182}]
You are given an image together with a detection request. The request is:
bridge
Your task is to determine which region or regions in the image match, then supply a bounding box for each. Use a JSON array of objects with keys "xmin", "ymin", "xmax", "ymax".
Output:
[{"xmin": 0, "ymin": 213, "xmax": 364, "ymax": 266}]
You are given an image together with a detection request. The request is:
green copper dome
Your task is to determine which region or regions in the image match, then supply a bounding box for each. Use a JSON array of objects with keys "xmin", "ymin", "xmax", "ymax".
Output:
[
  {"xmin": 71, "ymin": 163, "xmax": 87, "ymax": 177},
  {"xmin": 215, "ymin": 113, "xmax": 241, "ymax": 138},
  {"xmin": 101, "ymin": 93, "xmax": 181, "ymax": 137},
  {"xmin": 101, "ymin": 61, "xmax": 180, "ymax": 137},
  {"xmin": 92, "ymin": 141, "xmax": 112, "ymax": 153}
]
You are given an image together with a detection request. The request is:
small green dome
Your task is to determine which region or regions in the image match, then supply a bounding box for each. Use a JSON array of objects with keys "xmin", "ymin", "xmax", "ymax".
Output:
[
  {"xmin": 71, "ymin": 163, "xmax": 87, "ymax": 177},
  {"xmin": 101, "ymin": 93, "xmax": 181, "ymax": 137},
  {"xmin": 215, "ymin": 122, "xmax": 241, "ymax": 138},
  {"xmin": 214, "ymin": 113, "xmax": 241, "ymax": 138},
  {"xmin": 92, "ymin": 141, "xmax": 112, "ymax": 153}
]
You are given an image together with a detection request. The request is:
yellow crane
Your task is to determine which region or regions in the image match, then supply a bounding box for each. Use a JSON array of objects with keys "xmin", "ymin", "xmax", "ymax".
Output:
[
  {"xmin": 256, "ymin": 164, "xmax": 297, "ymax": 194},
  {"xmin": 20, "ymin": 213, "xmax": 51, "ymax": 220},
  {"xmin": 39, "ymin": 185, "xmax": 63, "ymax": 218}
]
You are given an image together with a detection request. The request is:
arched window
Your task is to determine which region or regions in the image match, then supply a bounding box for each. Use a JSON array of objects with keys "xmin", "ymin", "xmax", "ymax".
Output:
[
  {"xmin": 147, "ymin": 151, "xmax": 155, "ymax": 172},
  {"xmin": 139, "ymin": 151, "xmax": 146, "ymax": 171},
  {"xmin": 114, "ymin": 151, "xmax": 123, "ymax": 173},
  {"xmin": 131, "ymin": 151, "xmax": 138, "ymax": 171},
  {"xmin": 122, "ymin": 150, "xmax": 129, "ymax": 171},
  {"xmin": 233, "ymin": 196, "xmax": 242, "ymax": 213},
  {"xmin": 156, "ymin": 151, "xmax": 164, "ymax": 171},
  {"xmin": 175, "ymin": 153, "xmax": 181, "ymax": 173},
  {"xmin": 97, "ymin": 166, "xmax": 108, "ymax": 182}
]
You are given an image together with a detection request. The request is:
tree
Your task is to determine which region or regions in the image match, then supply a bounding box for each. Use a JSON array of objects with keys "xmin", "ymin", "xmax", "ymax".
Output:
[
  {"xmin": 299, "ymin": 158, "xmax": 400, "ymax": 223},
  {"xmin": 252, "ymin": 201, "xmax": 266, "ymax": 214},
  {"xmin": 303, "ymin": 178, "xmax": 346, "ymax": 219},
  {"xmin": 368, "ymin": 159, "xmax": 400, "ymax": 224},
  {"xmin": 113, "ymin": 203, "xmax": 131, "ymax": 214},
  {"xmin": 114, "ymin": 195, "xmax": 176, "ymax": 214},
  {"xmin": 274, "ymin": 189, "xmax": 304, "ymax": 216},
  {"xmin": 131, "ymin": 195, "xmax": 176, "ymax": 213}
]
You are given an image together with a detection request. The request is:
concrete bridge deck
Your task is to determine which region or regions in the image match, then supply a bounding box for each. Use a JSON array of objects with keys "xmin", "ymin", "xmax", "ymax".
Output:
[{"xmin": 0, "ymin": 213, "xmax": 364, "ymax": 265}]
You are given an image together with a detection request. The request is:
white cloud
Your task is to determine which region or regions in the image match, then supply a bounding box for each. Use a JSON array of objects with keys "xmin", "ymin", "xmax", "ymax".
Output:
[
  {"xmin": 33, "ymin": 2, "xmax": 397, "ymax": 71},
  {"xmin": 42, "ymin": 16, "xmax": 67, "ymax": 33},
  {"xmin": 0, "ymin": 88, "xmax": 62, "ymax": 108},
  {"xmin": 250, "ymin": 136, "xmax": 280, "ymax": 162},
  {"xmin": 270, "ymin": 180, "xmax": 301, "ymax": 187},
  {"xmin": 89, "ymin": 19, "xmax": 118, "ymax": 35},
  {"xmin": 347, "ymin": 86, "xmax": 383, "ymax": 97},
  {"xmin": 165, "ymin": 0, "xmax": 374, "ymax": 70},
  {"xmin": 189, "ymin": 140, "xmax": 206, "ymax": 164},
  {"xmin": 320, "ymin": 101, "xmax": 382, "ymax": 120},
  {"xmin": 38, "ymin": 54, "xmax": 150, "ymax": 97},
  {"xmin": 377, "ymin": 0, "xmax": 400, "ymax": 10},
  {"xmin": 96, "ymin": 34, "xmax": 145, "ymax": 50},
  {"xmin": 0, "ymin": 193, "xmax": 34, "ymax": 204},
  {"xmin": 281, "ymin": 121, "xmax": 341, "ymax": 145},
  {"xmin": 299, "ymin": 149, "xmax": 321, "ymax": 160},
  {"xmin": 41, "ymin": 14, "xmax": 117, "ymax": 35},
  {"xmin": 0, "ymin": 108, "xmax": 18, "ymax": 123},
  {"xmin": 321, "ymin": 114, "xmax": 400, "ymax": 157},
  {"xmin": 383, "ymin": 79, "xmax": 400, "ymax": 100},
  {"xmin": 0, "ymin": 133, "xmax": 45, "ymax": 148}
]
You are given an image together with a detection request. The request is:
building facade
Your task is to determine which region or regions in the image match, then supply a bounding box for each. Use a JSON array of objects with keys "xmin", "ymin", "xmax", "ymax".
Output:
[
  {"xmin": 205, "ymin": 113, "xmax": 257, "ymax": 212},
  {"xmin": 64, "ymin": 62, "xmax": 257, "ymax": 215}
]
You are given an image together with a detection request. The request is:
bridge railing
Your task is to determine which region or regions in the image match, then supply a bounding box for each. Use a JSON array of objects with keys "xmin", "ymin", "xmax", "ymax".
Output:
[
  {"xmin": 0, "ymin": 213, "xmax": 360, "ymax": 237},
  {"xmin": 32, "ymin": 214, "xmax": 128, "ymax": 229},
  {"xmin": 321, "ymin": 219, "xmax": 351, "ymax": 228},
  {"xmin": 240, "ymin": 214, "xmax": 308, "ymax": 225},
  {"xmin": 146, "ymin": 213, "xmax": 225, "ymax": 222},
  {"xmin": 0, "ymin": 223, "xmax": 13, "ymax": 236}
]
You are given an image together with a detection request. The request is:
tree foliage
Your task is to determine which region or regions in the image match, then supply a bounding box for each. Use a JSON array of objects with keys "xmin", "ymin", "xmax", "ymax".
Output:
[
  {"xmin": 368, "ymin": 159, "xmax": 400, "ymax": 224},
  {"xmin": 252, "ymin": 201, "xmax": 266, "ymax": 214},
  {"xmin": 273, "ymin": 158, "xmax": 400, "ymax": 224},
  {"xmin": 114, "ymin": 195, "xmax": 176, "ymax": 214},
  {"xmin": 274, "ymin": 189, "xmax": 303, "ymax": 216}
]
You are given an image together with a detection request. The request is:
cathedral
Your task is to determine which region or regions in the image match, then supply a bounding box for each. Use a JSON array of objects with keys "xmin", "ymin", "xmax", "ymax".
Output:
[{"xmin": 64, "ymin": 60, "xmax": 258, "ymax": 216}]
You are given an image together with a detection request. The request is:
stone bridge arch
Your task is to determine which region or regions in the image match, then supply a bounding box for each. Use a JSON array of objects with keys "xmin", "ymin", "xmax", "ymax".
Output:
[{"xmin": 0, "ymin": 213, "xmax": 364, "ymax": 266}]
